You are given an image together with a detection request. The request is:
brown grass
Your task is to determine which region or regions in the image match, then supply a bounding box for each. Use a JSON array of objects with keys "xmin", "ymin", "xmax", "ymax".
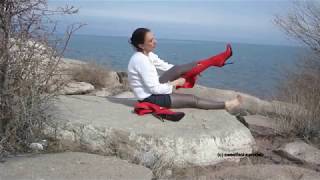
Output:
[
  {"xmin": 275, "ymin": 54, "xmax": 320, "ymax": 143},
  {"xmin": 69, "ymin": 61, "xmax": 112, "ymax": 89},
  {"xmin": 68, "ymin": 61, "xmax": 131, "ymax": 95},
  {"xmin": 0, "ymin": 1, "xmax": 81, "ymax": 157}
]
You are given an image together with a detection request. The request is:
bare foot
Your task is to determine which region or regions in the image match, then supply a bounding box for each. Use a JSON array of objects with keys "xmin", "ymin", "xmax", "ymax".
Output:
[{"xmin": 225, "ymin": 95, "xmax": 243, "ymax": 114}]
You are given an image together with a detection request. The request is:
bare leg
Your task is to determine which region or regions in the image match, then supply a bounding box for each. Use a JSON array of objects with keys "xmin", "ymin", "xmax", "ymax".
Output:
[{"xmin": 159, "ymin": 62, "xmax": 197, "ymax": 83}]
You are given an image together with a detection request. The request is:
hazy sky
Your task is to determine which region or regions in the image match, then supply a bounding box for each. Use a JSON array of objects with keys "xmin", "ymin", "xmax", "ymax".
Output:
[{"xmin": 49, "ymin": 0, "xmax": 298, "ymax": 46}]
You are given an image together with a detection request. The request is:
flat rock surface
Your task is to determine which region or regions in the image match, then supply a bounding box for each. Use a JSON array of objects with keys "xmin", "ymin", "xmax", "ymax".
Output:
[
  {"xmin": 185, "ymin": 165, "xmax": 320, "ymax": 180},
  {"xmin": 276, "ymin": 140, "xmax": 320, "ymax": 165},
  {"xmin": 0, "ymin": 152, "xmax": 153, "ymax": 180},
  {"xmin": 62, "ymin": 81, "xmax": 95, "ymax": 95},
  {"xmin": 49, "ymin": 95, "xmax": 255, "ymax": 168},
  {"xmin": 244, "ymin": 115, "xmax": 280, "ymax": 136}
]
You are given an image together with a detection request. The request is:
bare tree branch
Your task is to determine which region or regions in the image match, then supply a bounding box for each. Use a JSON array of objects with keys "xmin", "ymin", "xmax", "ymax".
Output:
[{"xmin": 0, "ymin": 0, "xmax": 82, "ymax": 156}]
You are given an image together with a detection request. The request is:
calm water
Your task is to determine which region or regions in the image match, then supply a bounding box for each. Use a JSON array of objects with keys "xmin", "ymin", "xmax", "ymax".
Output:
[{"xmin": 63, "ymin": 35, "xmax": 305, "ymax": 99}]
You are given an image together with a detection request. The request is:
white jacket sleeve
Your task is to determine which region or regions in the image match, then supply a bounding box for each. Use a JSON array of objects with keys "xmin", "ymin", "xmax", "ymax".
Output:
[
  {"xmin": 136, "ymin": 57, "xmax": 173, "ymax": 94},
  {"xmin": 149, "ymin": 52, "xmax": 174, "ymax": 71}
]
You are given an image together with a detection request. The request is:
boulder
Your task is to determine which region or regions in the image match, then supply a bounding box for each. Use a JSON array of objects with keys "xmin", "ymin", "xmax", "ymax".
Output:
[
  {"xmin": 0, "ymin": 152, "xmax": 152, "ymax": 180},
  {"xmin": 112, "ymin": 91, "xmax": 135, "ymax": 98},
  {"xmin": 104, "ymin": 71, "xmax": 122, "ymax": 88},
  {"xmin": 94, "ymin": 88, "xmax": 112, "ymax": 97},
  {"xmin": 194, "ymin": 165, "xmax": 320, "ymax": 180},
  {"xmin": 275, "ymin": 140, "xmax": 320, "ymax": 165},
  {"xmin": 47, "ymin": 95, "xmax": 255, "ymax": 171},
  {"xmin": 61, "ymin": 81, "xmax": 95, "ymax": 95},
  {"xmin": 244, "ymin": 115, "xmax": 280, "ymax": 136}
]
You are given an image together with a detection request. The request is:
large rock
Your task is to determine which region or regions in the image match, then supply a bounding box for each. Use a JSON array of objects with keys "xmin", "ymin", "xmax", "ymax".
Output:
[
  {"xmin": 47, "ymin": 95, "xmax": 255, "ymax": 171},
  {"xmin": 61, "ymin": 81, "xmax": 95, "ymax": 95},
  {"xmin": 94, "ymin": 88, "xmax": 112, "ymax": 97},
  {"xmin": 244, "ymin": 115, "xmax": 280, "ymax": 136},
  {"xmin": 275, "ymin": 140, "xmax": 320, "ymax": 165},
  {"xmin": 112, "ymin": 91, "xmax": 135, "ymax": 98},
  {"xmin": 104, "ymin": 71, "xmax": 122, "ymax": 88},
  {"xmin": 58, "ymin": 58, "xmax": 125, "ymax": 95},
  {"xmin": 191, "ymin": 165, "xmax": 320, "ymax": 180},
  {"xmin": 0, "ymin": 152, "xmax": 152, "ymax": 180}
]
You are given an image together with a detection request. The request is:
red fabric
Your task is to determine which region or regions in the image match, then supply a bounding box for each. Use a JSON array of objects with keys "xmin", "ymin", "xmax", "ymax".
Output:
[
  {"xmin": 176, "ymin": 44, "xmax": 232, "ymax": 89},
  {"xmin": 134, "ymin": 102, "xmax": 176, "ymax": 116}
]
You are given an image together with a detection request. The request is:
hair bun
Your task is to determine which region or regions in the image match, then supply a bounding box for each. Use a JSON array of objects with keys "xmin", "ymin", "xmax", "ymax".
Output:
[{"xmin": 129, "ymin": 28, "xmax": 150, "ymax": 51}]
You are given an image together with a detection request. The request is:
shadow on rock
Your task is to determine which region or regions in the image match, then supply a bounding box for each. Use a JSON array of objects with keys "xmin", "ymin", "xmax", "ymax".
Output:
[{"xmin": 105, "ymin": 97, "xmax": 137, "ymax": 107}]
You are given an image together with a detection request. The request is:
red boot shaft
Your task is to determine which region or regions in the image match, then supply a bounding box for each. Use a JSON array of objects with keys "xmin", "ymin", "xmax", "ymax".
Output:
[{"xmin": 177, "ymin": 44, "xmax": 232, "ymax": 89}]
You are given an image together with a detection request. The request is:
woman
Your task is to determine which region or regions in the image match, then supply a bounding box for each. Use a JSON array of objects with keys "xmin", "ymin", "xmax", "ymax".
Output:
[{"xmin": 128, "ymin": 28, "xmax": 241, "ymax": 114}]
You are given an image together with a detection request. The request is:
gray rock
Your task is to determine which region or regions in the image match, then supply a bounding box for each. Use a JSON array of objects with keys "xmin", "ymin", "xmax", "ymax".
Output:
[
  {"xmin": 275, "ymin": 140, "xmax": 320, "ymax": 165},
  {"xmin": 105, "ymin": 71, "xmax": 122, "ymax": 88},
  {"xmin": 61, "ymin": 81, "xmax": 95, "ymax": 95},
  {"xmin": 209, "ymin": 165, "xmax": 320, "ymax": 180},
  {"xmin": 29, "ymin": 143, "xmax": 44, "ymax": 151},
  {"xmin": 58, "ymin": 59, "xmax": 122, "ymax": 90},
  {"xmin": 244, "ymin": 115, "xmax": 280, "ymax": 136},
  {"xmin": 94, "ymin": 88, "xmax": 112, "ymax": 97},
  {"xmin": 112, "ymin": 91, "xmax": 135, "ymax": 98},
  {"xmin": 0, "ymin": 152, "xmax": 153, "ymax": 180},
  {"xmin": 47, "ymin": 95, "xmax": 255, "ymax": 171}
]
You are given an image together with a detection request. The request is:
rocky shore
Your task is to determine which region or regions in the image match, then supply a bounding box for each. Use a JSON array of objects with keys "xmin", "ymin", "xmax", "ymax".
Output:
[{"xmin": 1, "ymin": 58, "xmax": 319, "ymax": 180}]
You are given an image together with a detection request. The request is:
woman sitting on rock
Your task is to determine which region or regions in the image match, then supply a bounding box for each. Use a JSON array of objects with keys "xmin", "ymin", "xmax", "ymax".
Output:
[{"xmin": 128, "ymin": 28, "xmax": 242, "ymax": 120}]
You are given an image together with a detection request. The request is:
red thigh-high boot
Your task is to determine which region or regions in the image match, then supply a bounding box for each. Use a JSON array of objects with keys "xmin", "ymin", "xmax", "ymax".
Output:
[{"xmin": 177, "ymin": 44, "xmax": 233, "ymax": 89}]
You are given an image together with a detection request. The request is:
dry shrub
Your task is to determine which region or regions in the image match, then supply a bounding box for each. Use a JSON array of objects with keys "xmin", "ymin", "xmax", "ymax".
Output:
[
  {"xmin": 115, "ymin": 71, "xmax": 131, "ymax": 93},
  {"xmin": 276, "ymin": 54, "xmax": 320, "ymax": 140},
  {"xmin": 69, "ymin": 63, "xmax": 132, "ymax": 94},
  {"xmin": 69, "ymin": 61, "xmax": 111, "ymax": 89},
  {"xmin": 274, "ymin": 1, "xmax": 320, "ymax": 142},
  {"xmin": 0, "ymin": 1, "xmax": 82, "ymax": 157}
]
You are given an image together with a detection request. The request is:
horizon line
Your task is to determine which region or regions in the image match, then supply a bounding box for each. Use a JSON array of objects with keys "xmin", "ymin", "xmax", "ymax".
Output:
[{"xmin": 63, "ymin": 32, "xmax": 303, "ymax": 48}]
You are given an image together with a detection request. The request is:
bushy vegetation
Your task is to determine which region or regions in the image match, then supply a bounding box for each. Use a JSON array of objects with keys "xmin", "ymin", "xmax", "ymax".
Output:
[
  {"xmin": 0, "ymin": 0, "xmax": 82, "ymax": 157},
  {"xmin": 274, "ymin": 1, "xmax": 320, "ymax": 142}
]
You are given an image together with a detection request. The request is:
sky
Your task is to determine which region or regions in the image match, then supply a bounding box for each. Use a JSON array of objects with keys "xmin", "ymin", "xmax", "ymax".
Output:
[{"xmin": 48, "ymin": 0, "xmax": 299, "ymax": 46}]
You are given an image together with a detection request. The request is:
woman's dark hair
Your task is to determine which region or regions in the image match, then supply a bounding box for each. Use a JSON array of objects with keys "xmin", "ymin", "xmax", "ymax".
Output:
[{"xmin": 129, "ymin": 28, "xmax": 150, "ymax": 52}]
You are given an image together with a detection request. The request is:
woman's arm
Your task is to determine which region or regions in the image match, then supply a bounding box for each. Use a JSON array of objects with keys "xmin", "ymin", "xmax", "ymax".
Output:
[
  {"xmin": 149, "ymin": 52, "xmax": 174, "ymax": 71},
  {"xmin": 136, "ymin": 58, "xmax": 173, "ymax": 94}
]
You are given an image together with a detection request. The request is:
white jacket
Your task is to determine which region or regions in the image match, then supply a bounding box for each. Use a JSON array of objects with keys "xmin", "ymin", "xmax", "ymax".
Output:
[{"xmin": 127, "ymin": 52, "xmax": 174, "ymax": 100}]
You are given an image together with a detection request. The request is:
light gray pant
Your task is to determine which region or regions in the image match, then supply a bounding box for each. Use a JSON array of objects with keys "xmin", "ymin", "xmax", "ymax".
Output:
[{"xmin": 159, "ymin": 62, "xmax": 225, "ymax": 109}]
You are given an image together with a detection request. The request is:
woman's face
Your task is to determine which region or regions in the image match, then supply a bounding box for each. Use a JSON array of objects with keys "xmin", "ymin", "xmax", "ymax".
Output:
[{"xmin": 139, "ymin": 32, "xmax": 157, "ymax": 53}]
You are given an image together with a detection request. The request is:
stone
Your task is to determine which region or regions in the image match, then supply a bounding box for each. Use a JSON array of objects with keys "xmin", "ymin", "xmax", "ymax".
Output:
[
  {"xmin": 244, "ymin": 115, "xmax": 280, "ymax": 136},
  {"xmin": 61, "ymin": 81, "xmax": 95, "ymax": 95},
  {"xmin": 275, "ymin": 140, "xmax": 320, "ymax": 165},
  {"xmin": 112, "ymin": 91, "xmax": 135, "ymax": 98},
  {"xmin": 104, "ymin": 71, "xmax": 122, "ymax": 88},
  {"xmin": 94, "ymin": 88, "xmax": 112, "ymax": 97},
  {"xmin": 201, "ymin": 165, "xmax": 320, "ymax": 180},
  {"xmin": 0, "ymin": 152, "xmax": 152, "ymax": 180},
  {"xmin": 47, "ymin": 95, "xmax": 255, "ymax": 170},
  {"xmin": 29, "ymin": 143, "xmax": 44, "ymax": 151}
]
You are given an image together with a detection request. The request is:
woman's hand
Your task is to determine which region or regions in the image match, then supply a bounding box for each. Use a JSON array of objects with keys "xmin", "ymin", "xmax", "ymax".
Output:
[{"xmin": 169, "ymin": 77, "xmax": 186, "ymax": 87}]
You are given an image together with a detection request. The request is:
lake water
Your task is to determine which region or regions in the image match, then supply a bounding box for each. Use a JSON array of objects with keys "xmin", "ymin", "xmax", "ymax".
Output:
[{"xmin": 63, "ymin": 34, "xmax": 305, "ymax": 99}]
